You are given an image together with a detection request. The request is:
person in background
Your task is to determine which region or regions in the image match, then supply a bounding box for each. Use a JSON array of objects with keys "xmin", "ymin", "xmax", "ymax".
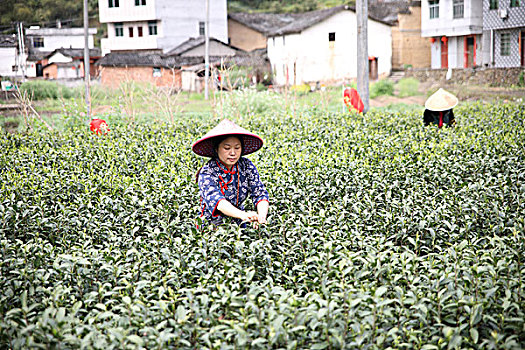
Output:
[
  {"xmin": 423, "ymin": 88, "xmax": 458, "ymax": 128},
  {"xmin": 192, "ymin": 119, "xmax": 269, "ymax": 228}
]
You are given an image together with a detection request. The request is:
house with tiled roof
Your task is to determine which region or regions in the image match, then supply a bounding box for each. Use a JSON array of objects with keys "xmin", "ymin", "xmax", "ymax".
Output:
[
  {"xmin": 265, "ymin": 5, "xmax": 393, "ymax": 85},
  {"xmin": 43, "ymin": 48, "xmax": 102, "ymax": 79},
  {"xmin": 97, "ymin": 38, "xmax": 270, "ymax": 91}
]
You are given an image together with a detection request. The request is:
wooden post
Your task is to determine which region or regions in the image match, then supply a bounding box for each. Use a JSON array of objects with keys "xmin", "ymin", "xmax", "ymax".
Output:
[
  {"xmin": 204, "ymin": 0, "xmax": 210, "ymax": 100},
  {"xmin": 356, "ymin": 0, "xmax": 369, "ymax": 113}
]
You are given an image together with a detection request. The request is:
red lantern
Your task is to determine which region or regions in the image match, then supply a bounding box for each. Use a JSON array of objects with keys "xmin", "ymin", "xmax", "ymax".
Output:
[
  {"xmin": 430, "ymin": 37, "xmax": 436, "ymax": 43},
  {"xmin": 441, "ymin": 36, "xmax": 448, "ymax": 43}
]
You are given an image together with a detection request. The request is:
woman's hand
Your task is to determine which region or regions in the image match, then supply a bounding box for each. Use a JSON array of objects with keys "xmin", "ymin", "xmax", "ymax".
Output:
[{"xmin": 240, "ymin": 211, "xmax": 259, "ymax": 224}]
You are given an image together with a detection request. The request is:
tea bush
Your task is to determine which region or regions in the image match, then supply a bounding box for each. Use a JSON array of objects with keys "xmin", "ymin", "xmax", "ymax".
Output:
[
  {"xmin": 0, "ymin": 102, "xmax": 524, "ymax": 349},
  {"xmin": 370, "ymin": 79, "xmax": 394, "ymax": 98}
]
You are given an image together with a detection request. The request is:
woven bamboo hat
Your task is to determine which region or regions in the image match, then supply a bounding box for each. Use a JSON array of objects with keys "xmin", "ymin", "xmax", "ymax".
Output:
[
  {"xmin": 425, "ymin": 88, "xmax": 459, "ymax": 111},
  {"xmin": 192, "ymin": 119, "xmax": 264, "ymax": 157}
]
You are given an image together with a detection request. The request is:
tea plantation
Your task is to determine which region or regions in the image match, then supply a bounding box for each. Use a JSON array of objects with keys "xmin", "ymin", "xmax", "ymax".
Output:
[{"xmin": 1, "ymin": 102, "xmax": 524, "ymax": 349}]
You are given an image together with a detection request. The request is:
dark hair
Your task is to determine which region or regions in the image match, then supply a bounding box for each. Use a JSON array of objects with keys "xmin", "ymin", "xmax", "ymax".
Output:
[{"xmin": 212, "ymin": 135, "xmax": 244, "ymax": 157}]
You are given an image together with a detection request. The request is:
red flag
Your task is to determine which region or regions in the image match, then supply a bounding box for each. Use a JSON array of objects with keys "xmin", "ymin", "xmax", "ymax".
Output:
[{"xmin": 343, "ymin": 88, "xmax": 364, "ymax": 113}]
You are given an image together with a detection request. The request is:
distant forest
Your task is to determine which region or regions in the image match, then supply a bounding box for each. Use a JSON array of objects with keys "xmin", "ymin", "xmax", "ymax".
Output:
[{"xmin": 0, "ymin": 0, "xmax": 356, "ymax": 34}]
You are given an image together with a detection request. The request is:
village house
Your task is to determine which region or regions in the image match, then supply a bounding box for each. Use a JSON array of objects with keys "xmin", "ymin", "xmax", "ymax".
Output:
[
  {"xmin": 266, "ymin": 5, "xmax": 393, "ymax": 86},
  {"xmin": 43, "ymin": 48, "xmax": 102, "ymax": 79},
  {"xmin": 482, "ymin": 0, "xmax": 525, "ymax": 67},
  {"xmin": 25, "ymin": 26, "xmax": 97, "ymax": 77},
  {"xmin": 390, "ymin": 1, "xmax": 432, "ymax": 69},
  {"xmin": 98, "ymin": 0, "xmax": 228, "ymax": 55},
  {"xmin": 97, "ymin": 36, "xmax": 269, "ymax": 91},
  {"xmin": 421, "ymin": 0, "xmax": 483, "ymax": 69}
]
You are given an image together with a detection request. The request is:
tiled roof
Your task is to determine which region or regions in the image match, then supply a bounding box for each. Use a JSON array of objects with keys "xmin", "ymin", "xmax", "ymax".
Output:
[
  {"xmin": 230, "ymin": 4, "xmax": 403, "ymax": 37},
  {"xmin": 96, "ymin": 52, "xmax": 203, "ymax": 68},
  {"xmin": 165, "ymin": 36, "xmax": 243, "ymax": 56},
  {"xmin": 0, "ymin": 34, "xmax": 17, "ymax": 48},
  {"xmin": 47, "ymin": 47, "xmax": 102, "ymax": 58}
]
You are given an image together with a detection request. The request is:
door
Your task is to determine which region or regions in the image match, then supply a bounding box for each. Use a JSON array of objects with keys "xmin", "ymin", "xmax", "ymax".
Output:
[
  {"xmin": 36, "ymin": 62, "xmax": 43, "ymax": 77},
  {"xmin": 441, "ymin": 39, "xmax": 448, "ymax": 68},
  {"xmin": 464, "ymin": 36, "xmax": 476, "ymax": 68},
  {"xmin": 369, "ymin": 57, "xmax": 378, "ymax": 80},
  {"xmin": 521, "ymin": 31, "xmax": 525, "ymax": 67}
]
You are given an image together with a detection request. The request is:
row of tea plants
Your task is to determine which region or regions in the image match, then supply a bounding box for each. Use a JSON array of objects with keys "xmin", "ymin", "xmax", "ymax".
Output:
[{"xmin": 1, "ymin": 102, "xmax": 524, "ymax": 349}]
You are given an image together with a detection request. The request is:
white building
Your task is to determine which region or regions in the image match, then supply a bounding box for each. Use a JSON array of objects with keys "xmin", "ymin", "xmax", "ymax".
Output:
[
  {"xmin": 0, "ymin": 35, "xmax": 20, "ymax": 78},
  {"xmin": 24, "ymin": 27, "xmax": 97, "ymax": 78},
  {"xmin": 266, "ymin": 6, "xmax": 393, "ymax": 86},
  {"xmin": 98, "ymin": 0, "xmax": 228, "ymax": 55},
  {"xmin": 421, "ymin": 0, "xmax": 483, "ymax": 69}
]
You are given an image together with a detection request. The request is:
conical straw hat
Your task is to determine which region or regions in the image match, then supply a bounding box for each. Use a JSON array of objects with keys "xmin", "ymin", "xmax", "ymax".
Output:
[
  {"xmin": 425, "ymin": 88, "xmax": 459, "ymax": 111},
  {"xmin": 192, "ymin": 119, "xmax": 264, "ymax": 157}
]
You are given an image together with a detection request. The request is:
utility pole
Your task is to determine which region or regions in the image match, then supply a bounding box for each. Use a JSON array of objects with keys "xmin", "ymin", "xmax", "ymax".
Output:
[
  {"xmin": 204, "ymin": 0, "xmax": 210, "ymax": 100},
  {"xmin": 83, "ymin": 0, "xmax": 91, "ymax": 120},
  {"xmin": 17, "ymin": 22, "xmax": 27, "ymax": 81},
  {"xmin": 356, "ymin": 0, "xmax": 369, "ymax": 113}
]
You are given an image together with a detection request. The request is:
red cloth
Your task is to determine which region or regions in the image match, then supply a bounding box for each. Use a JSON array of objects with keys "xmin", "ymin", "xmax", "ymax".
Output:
[
  {"xmin": 438, "ymin": 112, "xmax": 443, "ymax": 128},
  {"xmin": 343, "ymin": 88, "xmax": 364, "ymax": 113},
  {"xmin": 90, "ymin": 119, "xmax": 110, "ymax": 134}
]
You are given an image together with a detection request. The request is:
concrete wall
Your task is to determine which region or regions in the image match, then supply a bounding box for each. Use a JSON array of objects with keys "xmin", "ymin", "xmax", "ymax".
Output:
[
  {"xmin": 267, "ymin": 10, "xmax": 392, "ymax": 85},
  {"xmin": 99, "ymin": 0, "xmax": 228, "ymax": 54},
  {"xmin": 421, "ymin": 0, "xmax": 483, "ymax": 37},
  {"xmin": 392, "ymin": 5, "xmax": 431, "ymax": 69},
  {"xmin": 405, "ymin": 66, "xmax": 525, "ymax": 85},
  {"xmin": 100, "ymin": 66, "xmax": 181, "ymax": 89},
  {"xmin": 228, "ymin": 19, "xmax": 267, "ymax": 51},
  {"xmin": 0, "ymin": 47, "xmax": 17, "ymax": 77},
  {"xmin": 26, "ymin": 28, "xmax": 96, "ymax": 52}
]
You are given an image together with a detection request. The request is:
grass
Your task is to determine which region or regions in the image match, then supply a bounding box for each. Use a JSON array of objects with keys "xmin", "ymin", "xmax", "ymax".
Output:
[{"xmin": 396, "ymin": 77, "xmax": 420, "ymax": 97}]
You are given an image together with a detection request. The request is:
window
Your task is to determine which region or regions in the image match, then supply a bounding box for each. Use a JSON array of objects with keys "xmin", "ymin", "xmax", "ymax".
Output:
[
  {"xmin": 329, "ymin": 32, "xmax": 335, "ymax": 42},
  {"xmin": 108, "ymin": 0, "xmax": 119, "ymax": 8},
  {"xmin": 33, "ymin": 37, "xmax": 44, "ymax": 48},
  {"xmin": 511, "ymin": 0, "xmax": 520, "ymax": 7},
  {"xmin": 153, "ymin": 67, "xmax": 161, "ymax": 77},
  {"xmin": 199, "ymin": 22, "xmax": 205, "ymax": 36},
  {"xmin": 489, "ymin": 0, "xmax": 498, "ymax": 9},
  {"xmin": 135, "ymin": 0, "xmax": 146, "ymax": 5},
  {"xmin": 129, "ymin": 27, "xmax": 134, "ymax": 37},
  {"xmin": 115, "ymin": 23, "xmax": 123, "ymax": 37},
  {"xmin": 500, "ymin": 33, "xmax": 511, "ymax": 56},
  {"xmin": 138, "ymin": 26, "xmax": 143, "ymax": 37},
  {"xmin": 453, "ymin": 0, "xmax": 464, "ymax": 18},
  {"xmin": 429, "ymin": 0, "xmax": 439, "ymax": 19},
  {"xmin": 148, "ymin": 21, "xmax": 157, "ymax": 35}
]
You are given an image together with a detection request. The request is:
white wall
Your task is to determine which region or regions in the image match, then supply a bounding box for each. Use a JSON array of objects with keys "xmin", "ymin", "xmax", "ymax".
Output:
[
  {"xmin": 102, "ymin": 21, "xmax": 160, "ymax": 53},
  {"xmin": 48, "ymin": 52, "xmax": 72, "ymax": 64},
  {"xmin": 99, "ymin": 0, "xmax": 228, "ymax": 53},
  {"xmin": 26, "ymin": 28, "xmax": 96, "ymax": 51},
  {"xmin": 0, "ymin": 47, "xmax": 17, "ymax": 77},
  {"xmin": 267, "ymin": 10, "xmax": 392, "ymax": 85},
  {"xmin": 99, "ymin": 0, "xmax": 157, "ymax": 23},
  {"xmin": 421, "ymin": 0, "xmax": 483, "ymax": 37}
]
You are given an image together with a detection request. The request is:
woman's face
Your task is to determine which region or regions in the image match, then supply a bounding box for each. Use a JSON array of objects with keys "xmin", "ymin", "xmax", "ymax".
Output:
[{"xmin": 217, "ymin": 136, "xmax": 242, "ymax": 169}]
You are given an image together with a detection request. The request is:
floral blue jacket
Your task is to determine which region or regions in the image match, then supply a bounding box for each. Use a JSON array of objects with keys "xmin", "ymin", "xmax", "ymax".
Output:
[{"xmin": 198, "ymin": 157, "xmax": 269, "ymax": 226}]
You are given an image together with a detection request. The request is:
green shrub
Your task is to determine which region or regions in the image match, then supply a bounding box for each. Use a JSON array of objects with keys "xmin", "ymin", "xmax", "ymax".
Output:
[
  {"xmin": 370, "ymin": 79, "xmax": 394, "ymax": 98},
  {"xmin": 396, "ymin": 77, "xmax": 420, "ymax": 97},
  {"xmin": 518, "ymin": 71, "xmax": 525, "ymax": 87},
  {"xmin": 291, "ymin": 83, "xmax": 311, "ymax": 95},
  {"xmin": 19, "ymin": 80, "xmax": 59, "ymax": 100}
]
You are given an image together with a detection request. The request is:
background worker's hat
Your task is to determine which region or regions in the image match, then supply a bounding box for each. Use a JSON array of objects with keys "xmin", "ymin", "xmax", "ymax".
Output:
[
  {"xmin": 192, "ymin": 119, "xmax": 264, "ymax": 157},
  {"xmin": 425, "ymin": 88, "xmax": 459, "ymax": 111}
]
